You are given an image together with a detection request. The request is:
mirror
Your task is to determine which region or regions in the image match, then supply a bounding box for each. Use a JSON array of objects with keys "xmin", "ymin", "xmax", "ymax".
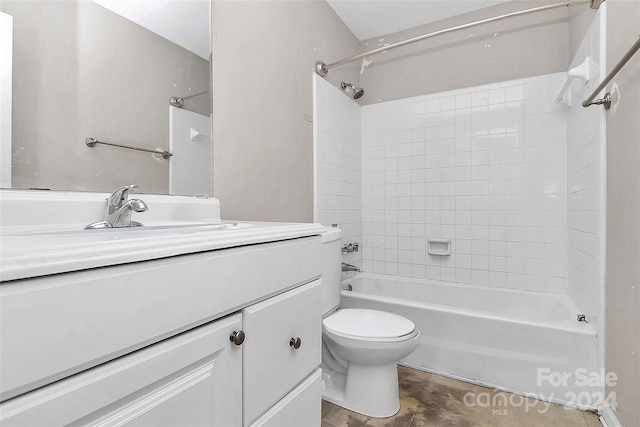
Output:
[{"xmin": 0, "ymin": 0, "xmax": 212, "ymax": 195}]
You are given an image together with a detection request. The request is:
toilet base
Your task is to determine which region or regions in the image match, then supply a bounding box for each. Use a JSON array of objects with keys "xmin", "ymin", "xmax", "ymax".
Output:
[{"xmin": 322, "ymin": 362, "xmax": 401, "ymax": 418}]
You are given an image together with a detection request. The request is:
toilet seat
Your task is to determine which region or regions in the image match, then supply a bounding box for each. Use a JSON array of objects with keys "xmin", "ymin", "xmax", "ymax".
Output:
[{"xmin": 323, "ymin": 308, "xmax": 416, "ymax": 342}]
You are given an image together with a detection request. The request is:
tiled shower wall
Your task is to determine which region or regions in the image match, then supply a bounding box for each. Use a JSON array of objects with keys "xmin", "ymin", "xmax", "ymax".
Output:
[
  {"xmin": 360, "ymin": 73, "xmax": 568, "ymax": 293},
  {"xmin": 566, "ymin": 5, "xmax": 606, "ymax": 371},
  {"xmin": 313, "ymin": 75, "xmax": 362, "ymax": 267}
]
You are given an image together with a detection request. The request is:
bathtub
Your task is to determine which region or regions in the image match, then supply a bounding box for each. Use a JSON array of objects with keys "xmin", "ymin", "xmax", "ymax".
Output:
[{"xmin": 340, "ymin": 273, "xmax": 598, "ymax": 407}]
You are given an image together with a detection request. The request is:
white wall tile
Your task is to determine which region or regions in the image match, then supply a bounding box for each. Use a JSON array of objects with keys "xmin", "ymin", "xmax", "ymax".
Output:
[
  {"xmin": 319, "ymin": 68, "xmax": 604, "ymax": 324},
  {"xmin": 314, "ymin": 75, "xmax": 362, "ymax": 268},
  {"xmin": 566, "ymin": 12, "xmax": 606, "ymax": 367},
  {"xmin": 564, "ymin": 6, "xmax": 605, "ymax": 374},
  {"xmin": 360, "ymin": 72, "xmax": 568, "ymax": 292}
]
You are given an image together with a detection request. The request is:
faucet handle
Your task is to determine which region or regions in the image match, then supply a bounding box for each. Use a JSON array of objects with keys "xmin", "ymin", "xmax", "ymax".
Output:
[{"xmin": 107, "ymin": 184, "xmax": 138, "ymax": 207}]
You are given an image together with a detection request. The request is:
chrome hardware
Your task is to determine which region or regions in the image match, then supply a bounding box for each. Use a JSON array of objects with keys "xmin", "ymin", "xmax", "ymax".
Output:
[
  {"xmin": 583, "ymin": 36, "xmax": 640, "ymax": 108},
  {"xmin": 105, "ymin": 185, "xmax": 147, "ymax": 228},
  {"xmin": 230, "ymin": 330, "xmax": 245, "ymax": 346},
  {"xmin": 340, "ymin": 82, "xmax": 364, "ymax": 100},
  {"xmin": 85, "ymin": 184, "xmax": 148, "ymax": 229},
  {"xmin": 169, "ymin": 97, "xmax": 184, "ymax": 108},
  {"xmin": 588, "ymin": 92, "xmax": 612, "ymax": 110},
  {"xmin": 341, "ymin": 243, "xmax": 359, "ymax": 254},
  {"xmin": 85, "ymin": 137, "xmax": 172, "ymax": 159},
  {"xmin": 315, "ymin": 1, "xmax": 590, "ymax": 77},
  {"xmin": 344, "ymin": 284, "xmax": 353, "ymax": 291},
  {"xmin": 315, "ymin": 61, "xmax": 329, "ymax": 77},
  {"xmin": 169, "ymin": 90, "xmax": 209, "ymax": 108},
  {"xmin": 289, "ymin": 337, "xmax": 302, "ymax": 349},
  {"xmin": 577, "ymin": 314, "xmax": 588, "ymax": 322},
  {"xmin": 342, "ymin": 262, "xmax": 360, "ymax": 273},
  {"xmin": 106, "ymin": 184, "xmax": 137, "ymax": 212}
]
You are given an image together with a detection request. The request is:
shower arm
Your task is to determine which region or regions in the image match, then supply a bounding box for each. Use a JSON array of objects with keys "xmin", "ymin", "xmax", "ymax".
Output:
[{"xmin": 315, "ymin": 0, "xmax": 594, "ymax": 77}]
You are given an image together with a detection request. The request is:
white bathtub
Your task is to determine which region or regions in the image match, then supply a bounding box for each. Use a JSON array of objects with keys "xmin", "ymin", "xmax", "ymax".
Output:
[{"xmin": 340, "ymin": 273, "xmax": 598, "ymax": 407}]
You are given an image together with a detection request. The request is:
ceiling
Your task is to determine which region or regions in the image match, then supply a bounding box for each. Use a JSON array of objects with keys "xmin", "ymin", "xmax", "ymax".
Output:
[
  {"xmin": 326, "ymin": 0, "xmax": 512, "ymax": 41},
  {"xmin": 91, "ymin": 0, "xmax": 513, "ymax": 59},
  {"xmin": 93, "ymin": 0, "xmax": 210, "ymax": 60}
]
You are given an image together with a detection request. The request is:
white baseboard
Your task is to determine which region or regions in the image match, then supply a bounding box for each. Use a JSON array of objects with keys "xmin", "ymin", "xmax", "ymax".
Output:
[{"xmin": 600, "ymin": 403, "xmax": 623, "ymax": 427}]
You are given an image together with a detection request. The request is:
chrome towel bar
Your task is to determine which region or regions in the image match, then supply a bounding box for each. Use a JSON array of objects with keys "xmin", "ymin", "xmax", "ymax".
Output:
[
  {"xmin": 85, "ymin": 137, "xmax": 173, "ymax": 159},
  {"xmin": 583, "ymin": 35, "xmax": 640, "ymax": 109}
]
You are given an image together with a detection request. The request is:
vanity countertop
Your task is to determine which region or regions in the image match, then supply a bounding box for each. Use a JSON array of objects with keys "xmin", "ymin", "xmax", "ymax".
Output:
[
  {"xmin": 0, "ymin": 189, "xmax": 325, "ymax": 282},
  {"xmin": 0, "ymin": 221, "xmax": 325, "ymax": 282}
]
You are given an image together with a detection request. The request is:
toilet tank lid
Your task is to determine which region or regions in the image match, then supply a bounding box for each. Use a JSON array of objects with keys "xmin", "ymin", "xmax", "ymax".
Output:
[{"xmin": 321, "ymin": 225, "xmax": 342, "ymax": 243}]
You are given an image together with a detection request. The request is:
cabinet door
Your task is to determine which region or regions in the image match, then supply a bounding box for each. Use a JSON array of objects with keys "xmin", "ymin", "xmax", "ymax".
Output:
[
  {"xmin": 250, "ymin": 369, "xmax": 321, "ymax": 427},
  {"xmin": 0, "ymin": 314, "xmax": 243, "ymax": 427},
  {"xmin": 243, "ymin": 280, "xmax": 321, "ymax": 425}
]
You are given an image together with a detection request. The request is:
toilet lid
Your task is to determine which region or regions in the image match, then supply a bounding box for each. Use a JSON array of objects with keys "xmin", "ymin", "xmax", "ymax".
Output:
[{"xmin": 323, "ymin": 308, "xmax": 416, "ymax": 340}]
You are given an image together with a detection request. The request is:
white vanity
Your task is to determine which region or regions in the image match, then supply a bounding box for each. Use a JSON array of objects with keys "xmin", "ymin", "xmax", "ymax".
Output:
[{"xmin": 0, "ymin": 189, "xmax": 325, "ymax": 426}]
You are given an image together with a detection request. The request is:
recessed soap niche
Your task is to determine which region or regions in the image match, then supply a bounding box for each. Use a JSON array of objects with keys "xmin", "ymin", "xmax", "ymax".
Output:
[{"xmin": 427, "ymin": 238, "xmax": 451, "ymax": 256}]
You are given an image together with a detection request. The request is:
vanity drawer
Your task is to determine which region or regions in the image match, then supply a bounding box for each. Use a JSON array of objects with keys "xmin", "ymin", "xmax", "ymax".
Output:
[{"xmin": 242, "ymin": 280, "xmax": 321, "ymax": 426}]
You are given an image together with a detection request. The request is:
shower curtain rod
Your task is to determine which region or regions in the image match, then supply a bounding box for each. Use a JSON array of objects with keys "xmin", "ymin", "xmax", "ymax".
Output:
[{"xmin": 315, "ymin": 0, "xmax": 596, "ymax": 77}]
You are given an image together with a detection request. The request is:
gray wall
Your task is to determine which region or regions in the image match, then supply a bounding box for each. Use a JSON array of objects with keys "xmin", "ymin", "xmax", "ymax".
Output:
[
  {"xmin": 357, "ymin": 1, "xmax": 570, "ymax": 105},
  {"xmin": 3, "ymin": 1, "xmax": 209, "ymax": 194},
  {"xmin": 210, "ymin": 0, "xmax": 574, "ymax": 222},
  {"xmin": 568, "ymin": 0, "xmax": 597, "ymax": 57},
  {"xmin": 605, "ymin": 1, "xmax": 640, "ymax": 425},
  {"xmin": 212, "ymin": 0, "xmax": 359, "ymax": 222}
]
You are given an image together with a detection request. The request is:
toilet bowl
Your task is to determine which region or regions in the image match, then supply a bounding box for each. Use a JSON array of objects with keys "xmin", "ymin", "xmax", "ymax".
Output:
[
  {"xmin": 320, "ymin": 227, "xmax": 420, "ymax": 418},
  {"xmin": 322, "ymin": 308, "xmax": 420, "ymax": 417}
]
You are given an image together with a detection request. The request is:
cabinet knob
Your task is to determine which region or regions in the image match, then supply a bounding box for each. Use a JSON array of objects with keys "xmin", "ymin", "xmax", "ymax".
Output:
[
  {"xmin": 289, "ymin": 337, "xmax": 302, "ymax": 349},
  {"xmin": 230, "ymin": 330, "xmax": 245, "ymax": 346}
]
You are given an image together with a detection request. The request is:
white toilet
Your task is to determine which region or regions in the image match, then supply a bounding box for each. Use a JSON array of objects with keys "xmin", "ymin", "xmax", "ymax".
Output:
[{"xmin": 320, "ymin": 227, "xmax": 420, "ymax": 418}]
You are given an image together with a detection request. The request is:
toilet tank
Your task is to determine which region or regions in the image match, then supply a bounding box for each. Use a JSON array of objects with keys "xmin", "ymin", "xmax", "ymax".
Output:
[{"xmin": 321, "ymin": 226, "xmax": 342, "ymax": 315}]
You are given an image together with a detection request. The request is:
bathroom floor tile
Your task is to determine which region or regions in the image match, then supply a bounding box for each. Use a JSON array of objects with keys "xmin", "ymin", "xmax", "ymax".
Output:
[{"xmin": 321, "ymin": 366, "xmax": 602, "ymax": 427}]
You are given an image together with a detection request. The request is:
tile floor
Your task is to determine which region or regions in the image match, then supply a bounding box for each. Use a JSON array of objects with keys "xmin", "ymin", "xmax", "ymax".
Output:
[{"xmin": 321, "ymin": 366, "xmax": 602, "ymax": 427}]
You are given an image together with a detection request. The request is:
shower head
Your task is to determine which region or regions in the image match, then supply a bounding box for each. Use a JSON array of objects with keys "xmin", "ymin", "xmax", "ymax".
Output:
[{"xmin": 341, "ymin": 82, "xmax": 364, "ymax": 100}]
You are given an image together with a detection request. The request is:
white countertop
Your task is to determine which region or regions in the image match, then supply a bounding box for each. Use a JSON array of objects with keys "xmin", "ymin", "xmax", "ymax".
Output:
[
  {"xmin": 0, "ymin": 189, "xmax": 325, "ymax": 282},
  {"xmin": 0, "ymin": 221, "xmax": 325, "ymax": 282}
]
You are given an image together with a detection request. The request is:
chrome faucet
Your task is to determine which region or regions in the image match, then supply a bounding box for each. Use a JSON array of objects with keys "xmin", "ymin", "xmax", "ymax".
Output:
[
  {"xmin": 85, "ymin": 184, "xmax": 148, "ymax": 229},
  {"xmin": 342, "ymin": 262, "xmax": 360, "ymax": 273},
  {"xmin": 105, "ymin": 184, "xmax": 148, "ymax": 227}
]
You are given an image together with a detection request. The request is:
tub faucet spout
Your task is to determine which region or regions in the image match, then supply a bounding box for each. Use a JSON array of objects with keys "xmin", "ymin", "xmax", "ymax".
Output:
[{"xmin": 342, "ymin": 262, "xmax": 360, "ymax": 272}]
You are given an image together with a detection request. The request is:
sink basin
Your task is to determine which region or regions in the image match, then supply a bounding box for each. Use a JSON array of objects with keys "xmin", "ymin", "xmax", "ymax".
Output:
[{"xmin": 0, "ymin": 189, "xmax": 223, "ymax": 231}]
